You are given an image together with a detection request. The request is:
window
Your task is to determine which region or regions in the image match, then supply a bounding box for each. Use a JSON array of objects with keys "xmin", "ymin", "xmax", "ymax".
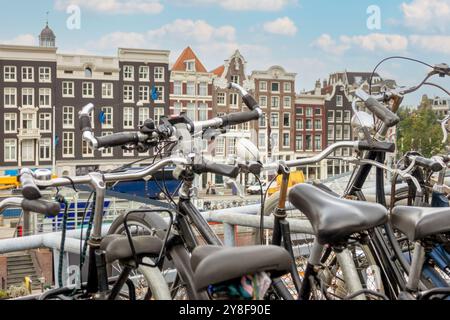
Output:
[
  {"xmin": 271, "ymin": 82, "xmax": 280, "ymax": 92},
  {"xmin": 124, "ymin": 85, "xmax": 134, "ymax": 102},
  {"xmin": 22, "ymin": 113, "xmax": 34, "ymax": 130},
  {"xmin": 154, "ymin": 67, "xmax": 164, "ymax": 81},
  {"xmin": 258, "ymin": 132, "xmax": 266, "ymax": 150},
  {"xmin": 139, "ymin": 86, "xmax": 149, "ymax": 102},
  {"xmin": 230, "ymin": 93, "xmax": 238, "ymax": 109},
  {"xmin": 4, "ymin": 88, "xmax": 17, "ymax": 107},
  {"xmin": 39, "ymin": 138, "xmax": 51, "ymax": 161},
  {"xmin": 283, "ymin": 133, "xmax": 290, "ymax": 148},
  {"xmin": 283, "ymin": 96, "xmax": 291, "ymax": 108},
  {"xmin": 314, "ymin": 119, "xmax": 322, "ymax": 130},
  {"xmin": 296, "ymin": 119, "xmax": 303, "ymax": 130},
  {"xmin": 336, "ymin": 110, "xmax": 343, "ymax": 122},
  {"xmin": 187, "ymin": 103, "xmax": 196, "ymax": 121},
  {"xmin": 139, "ymin": 66, "xmax": 149, "ymax": 81},
  {"xmin": 84, "ymin": 67, "xmax": 92, "ymax": 78},
  {"xmin": 154, "ymin": 86, "xmax": 164, "ymax": 102},
  {"xmin": 283, "ymin": 113, "xmax": 291, "ymax": 127},
  {"xmin": 39, "ymin": 88, "xmax": 51, "ymax": 107},
  {"xmin": 22, "ymin": 88, "xmax": 34, "ymax": 107},
  {"xmin": 101, "ymin": 107, "xmax": 113, "ymax": 128},
  {"xmin": 305, "ymin": 107, "xmax": 313, "ymax": 117},
  {"xmin": 187, "ymin": 82, "xmax": 196, "ymax": 96},
  {"xmin": 139, "ymin": 108, "xmax": 150, "ymax": 126},
  {"xmin": 82, "ymin": 140, "xmax": 93, "ymax": 157},
  {"xmin": 63, "ymin": 106, "xmax": 74, "ymax": 128},
  {"xmin": 186, "ymin": 60, "xmax": 195, "ymax": 72},
  {"xmin": 328, "ymin": 110, "xmax": 335, "ymax": 123},
  {"xmin": 271, "ymin": 96, "xmax": 280, "ymax": 108},
  {"xmin": 172, "ymin": 102, "xmax": 182, "ymax": 116},
  {"xmin": 174, "ymin": 81, "xmax": 182, "ymax": 95},
  {"xmin": 215, "ymin": 137, "xmax": 225, "ymax": 155},
  {"xmin": 344, "ymin": 125, "xmax": 351, "ymax": 140},
  {"xmin": 217, "ymin": 92, "xmax": 226, "ymax": 105},
  {"xmin": 271, "ymin": 113, "xmax": 279, "ymax": 127},
  {"xmin": 39, "ymin": 113, "xmax": 51, "ymax": 132},
  {"xmin": 123, "ymin": 148, "xmax": 134, "ymax": 157},
  {"xmin": 199, "ymin": 82, "xmax": 208, "ymax": 96},
  {"xmin": 123, "ymin": 65, "xmax": 134, "ymax": 80},
  {"xmin": 315, "ymin": 108, "xmax": 322, "ymax": 116},
  {"xmin": 305, "ymin": 135, "xmax": 313, "ymax": 151},
  {"xmin": 259, "ymin": 81, "xmax": 267, "ymax": 91},
  {"xmin": 198, "ymin": 103, "xmax": 208, "ymax": 121},
  {"xmin": 154, "ymin": 107, "xmax": 165, "ymax": 124},
  {"xmin": 22, "ymin": 67, "xmax": 34, "ymax": 82},
  {"xmin": 336, "ymin": 95, "xmax": 343, "ymax": 107},
  {"xmin": 344, "ymin": 110, "xmax": 351, "ymax": 122},
  {"xmin": 271, "ymin": 133, "xmax": 279, "ymax": 151},
  {"xmin": 259, "ymin": 113, "xmax": 266, "ymax": 127},
  {"xmin": 315, "ymin": 135, "xmax": 322, "ymax": 150},
  {"xmin": 4, "ymin": 66, "xmax": 17, "ymax": 81},
  {"xmin": 305, "ymin": 119, "xmax": 313, "ymax": 130},
  {"xmin": 101, "ymin": 132, "xmax": 113, "ymax": 157},
  {"xmin": 336, "ymin": 125, "xmax": 343, "ymax": 140},
  {"xmin": 102, "ymin": 83, "xmax": 113, "ymax": 99},
  {"xmin": 284, "ymin": 82, "xmax": 291, "ymax": 93},
  {"xmin": 328, "ymin": 125, "xmax": 334, "ymax": 140},
  {"xmin": 231, "ymin": 75, "xmax": 239, "ymax": 84},
  {"xmin": 62, "ymin": 82, "xmax": 74, "ymax": 97},
  {"xmin": 227, "ymin": 138, "xmax": 236, "ymax": 155},
  {"xmin": 296, "ymin": 136, "xmax": 303, "ymax": 151},
  {"xmin": 259, "ymin": 96, "xmax": 267, "ymax": 107},
  {"xmin": 297, "ymin": 108, "xmax": 303, "ymax": 116},
  {"xmin": 82, "ymin": 82, "xmax": 94, "ymax": 98},
  {"xmin": 123, "ymin": 107, "xmax": 134, "ymax": 129},
  {"xmin": 4, "ymin": 139, "xmax": 17, "ymax": 162},
  {"xmin": 63, "ymin": 132, "xmax": 74, "ymax": 157},
  {"xmin": 4, "ymin": 113, "xmax": 17, "ymax": 133}
]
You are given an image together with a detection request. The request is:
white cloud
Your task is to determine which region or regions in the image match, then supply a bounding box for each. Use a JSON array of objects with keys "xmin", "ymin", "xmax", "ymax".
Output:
[
  {"xmin": 54, "ymin": 0, "xmax": 163, "ymax": 14},
  {"xmin": 312, "ymin": 33, "xmax": 408, "ymax": 55},
  {"xmin": 340, "ymin": 33, "xmax": 409, "ymax": 52},
  {"xmin": 401, "ymin": 0, "xmax": 450, "ymax": 32},
  {"xmin": 170, "ymin": 0, "xmax": 294, "ymax": 11},
  {"xmin": 312, "ymin": 34, "xmax": 350, "ymax": 55},
  {"xmin": 409, "ymin": 35, "xmax": 450, "ymax": 54},
  {"xmin": 0, "ymin": 34, "xmax": 37, "ymax": 46},
  {"xmin": 263, "ymin": 17, "xmax": 298, "ymax": 36}
]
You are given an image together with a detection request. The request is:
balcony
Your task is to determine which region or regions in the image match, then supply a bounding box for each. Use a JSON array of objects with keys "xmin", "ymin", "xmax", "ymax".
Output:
[{"xmin": 18, "ymin": 128, "xmax": 41, "ymax": 139}]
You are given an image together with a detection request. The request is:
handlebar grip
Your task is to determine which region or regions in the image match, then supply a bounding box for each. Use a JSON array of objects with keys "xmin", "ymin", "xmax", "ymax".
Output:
[
  {"xmin": 242, "ymin": 94, "xmax": 260, "ymax": 111},
  {"xmin": 96, "ymin": 132, "xmax": 141, "ymax": 149},
  {"xmin": 22, "ymin": 199, "xmax": 60, "ymax": 217},
  {"xmin": 19, "ymin": 169, "xmax": 42, "ymax": 200},
  {"xmin": 193, "ymin": 162, "xmax": 239, "ymax": 178},
  {"xmin": 358, "ymin": 141, "xmax": 396, "ymax": 153},
  {"xmin": 220, "ymin": 110, "xmax": 261, "ymax": 127},
  {"xmin": 410, "ymin": 156, "xmax": 444, "ymax": 172},
  {"xmin": 364, "ymin": 98, "xmax": 400, "ymax": 127},
  {"xmin": 79, "ymin": 114, "xmax": 92, "ymax": 132}
]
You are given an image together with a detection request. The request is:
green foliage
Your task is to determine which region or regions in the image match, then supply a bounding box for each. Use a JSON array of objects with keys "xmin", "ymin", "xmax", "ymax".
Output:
[
  {"xmin": 0, "ymin": 290, "xmax": 9, "ymax": 299},
  {"xmin": 396, "ymin": 107, "xmax": 445, "ymax": 158}
]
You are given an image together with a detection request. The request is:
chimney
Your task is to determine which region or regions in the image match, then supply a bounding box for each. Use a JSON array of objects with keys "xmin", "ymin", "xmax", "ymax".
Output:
[{"xmin": 315, "ymin": 79, "xmax": 321, "ymax": 95}]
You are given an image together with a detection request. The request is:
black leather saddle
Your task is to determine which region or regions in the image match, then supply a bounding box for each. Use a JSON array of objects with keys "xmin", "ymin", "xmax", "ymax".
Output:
[
  {"xmin": 191, "ymin": 245, "xmax": 292, "ymax": 291},
  {"xmin": 391, "ymin": 206, "xmax": 450, "ymax": 241},
  {"xmin": 289, "ymin": 183, "xmax": 388, "ymax": 245},
  {"xmin": 100, "ymin": 234, "xmax": 163, "ymax": 263}
]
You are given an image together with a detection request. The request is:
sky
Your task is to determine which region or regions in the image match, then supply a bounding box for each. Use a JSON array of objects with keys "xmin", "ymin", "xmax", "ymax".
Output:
[{"xmin": 1, "ymin": 0, "xmax": 449, "ymax": 106}]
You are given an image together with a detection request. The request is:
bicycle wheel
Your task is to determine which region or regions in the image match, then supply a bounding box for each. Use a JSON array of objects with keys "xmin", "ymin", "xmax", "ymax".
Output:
[
  {"xmin": 107, "ymin": 211, "xmax": 172, "ymax": 300},
  {"xmin": 257, "ymin": 189, "xmax": 386, "ymax": 299}
]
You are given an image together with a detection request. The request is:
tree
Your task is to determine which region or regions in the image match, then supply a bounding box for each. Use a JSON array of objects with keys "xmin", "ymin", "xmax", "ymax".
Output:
[{"xmin": 396, "ymin": 107, "xmax": 445, "ymax": 158}]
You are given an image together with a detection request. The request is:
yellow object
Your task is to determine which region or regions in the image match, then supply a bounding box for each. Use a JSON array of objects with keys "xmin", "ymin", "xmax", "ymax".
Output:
[
  {"xmin": 0, "ymin": 176, "xmax": 19, "ymax": 190},
  {"xmin": 24, "ymin": 276, "xmax": 33, "ymax": 294},
  {"xmin": 268, "ymin": 170, "xmax": 305, "ymax": 196}
]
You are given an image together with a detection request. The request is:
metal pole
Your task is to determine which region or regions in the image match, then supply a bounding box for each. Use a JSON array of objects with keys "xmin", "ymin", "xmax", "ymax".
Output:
[
  {"xmin": 336, "ymin": 249, "xmax": 366, "ymax": 300},
  {"xmin": 223, "ymin": 223, "xmax": 236, "ymax": 247}
]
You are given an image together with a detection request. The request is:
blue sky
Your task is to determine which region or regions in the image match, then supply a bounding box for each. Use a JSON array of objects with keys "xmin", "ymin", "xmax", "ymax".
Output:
[{"xmin": 1, "ymin": 0, "xmax": 449, "ymax": 106}]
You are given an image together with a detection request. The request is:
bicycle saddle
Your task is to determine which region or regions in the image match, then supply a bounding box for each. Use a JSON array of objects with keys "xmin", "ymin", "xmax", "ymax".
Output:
[
  {"xmin": 391, "ymin": 206, "xmax": 450, "ymax": 241},
  {"xmin": 100, "ymin": 234, "xmax": 163, "ymax": 263},
  {"xmin": 289, "ymin": 183, "xmax": 388, "ymax": 245},
  {"xmin": 191, "ymin": 245, "xmax": 292, "ymax": 291}
]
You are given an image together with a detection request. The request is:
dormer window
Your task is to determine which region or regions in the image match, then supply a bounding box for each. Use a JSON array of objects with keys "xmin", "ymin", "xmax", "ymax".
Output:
[
  {"xmin": 185, "ymin": 60, "xmax": 195, "ymax": 72},
  {"xmin": 85, "ymin": 67, "xmax": 92, "ymax": 78}
]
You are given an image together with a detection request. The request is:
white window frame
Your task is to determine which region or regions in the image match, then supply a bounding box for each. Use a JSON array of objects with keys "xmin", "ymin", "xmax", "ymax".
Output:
[
  {"xmin": 39, "ymin": 88, "xmax": 52, "ymax": 108},
  {"xmin": 39, "ymin": 113, "xmax": 52, "ymax": 133},
  {"xmin": 22, "ymin": 88, "xmax": 34, "ymax": 107},
  {"xmin": 154, "ymin": 67, "xmax": 165, "ymax": 82},
  {"xmin": 63, "ymin": 106, "xmax": 75, "ymax": 129},
  {"xmin": 4, "ymin": 113, "xmax": 17, "ymax": 134},
  {"xmin": 271, "ymin": 96, "xmax": 280, "ymax": 109},
  {"xmin": 336, "ymin": 95, "xmax": 343, "ymax": 107},
  {"xmin": 230, "ymin": 93, "xmax": 239, "ymax": 109},
  {"xmin": 174, "ymin": 81, "xmax": 182, "ymax": 95},
  {"xmin": 154, "ymin": 86, "xmax": 165, "ymax": 103},
  {"xmin": 82, "ymin": 82, "xmax": 94, "ymax": 98},
  {"xmin": 39, "ymin": 67, "xmax": 51, "ymax": 83},
  {"xmin": 62, "ymin": 81, "xmax": 74, "ymax": 97},
  {"xmin": 283, "ymin": 96, "xmax": 291, "ymax": 108},
  {"xmin": 22, "ymin": 67, "xmax": 34, "ymax": 82},
  {"xmin": 124, "ymin": 85, "xmax": 135, "ymax": 103},
  {"xmin": 154, "ymin": 107, "xmax": 165, "ymax": 124},
  {"xmin": 259, "ymin": 96, "xmax": 267, "ymax": 108},
  {"xmin": 217, "ymin": 92, "xmax": 226, "ymax": 106},
  {"xmin": 259, "ymin": 81, "xmax": 267, "ymax": 92},
  {"xmin": 39, "ymin": 138, "xmax": 52, "ymax": 161},
  {"xmin": 101, "ymin": 107, "xmax": 114, "ymax": 129},
  {"xmin": 284, "ymin": 82, "xmax": 291, "ymax": 93},
  {"xmin": 314, "ymin": 135, "xmax": 322, "ymax": 151},
  {"xmin": 296, "ymin": 135, "xmax": 303, "ymax": 151},
  {"xmin": 282, "ymin": 132, "xmax": 290, "ymax": 148},
  {"xmin": 102, "ymin": 83, "xmax": 113, "ymax": 99},
  {"xmin": 283, "ymin": 113, "xmax": 291, "ymax": 127},
  {"xmin": 185, "ymin": 60, "xmax": 195, "ymax": 72},
  {"xmin": 63, "ymin": 132, "xmax": 75, "ymax": 158},
  {"xmin": 4, "ymin": 88, "xmax": 17, "ymax": 108},
  {"xmin": 4, "ymin": 139, "xmax": 17, "ymax": 162},
  {"xmin": 123, "ymin": 65, "xmax": 134, "ymax": 81},
  {"xmin": 199, "ymin": 82, "xmax": 208, "ymax": 96},
  {"xmin": 139, "ymin": 86, "xmax": 149, "ymax": 103},
  {"xmin": 139, "ymin": 107, "xmax": 150, "ymax": 126},
  {"xmin": 139, "ymin": 66, "xmax": 149, "ymax": 81},
  {"xmin": 187, "ymin": 82, "xmax": 196, "ymax": 96},
  {"xmin": 123, "ymin": 107, "xmax": 134, "ymax": 129},
  {"xmin": 4, "ymin": 66, "xmax": 17, "ymax": 82},
  {"xmin": 271, "ymin": 112, "xmax": 279, "ymax": 128},
  {"xmin": 82, "ymin": 139, "xmax": 94, "ymax": 157}
]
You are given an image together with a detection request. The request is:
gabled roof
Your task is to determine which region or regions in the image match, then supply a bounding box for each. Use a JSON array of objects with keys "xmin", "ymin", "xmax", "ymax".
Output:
[
  {"xmin": 172, "ymin": 46, "xmax": 207, "ymax": 73},
  {"xmin": 211, "ymin": 65, "xmax": 225, "ymax": 77},
  {"xmin": 345, "ymin": 71, "xmax": 381, "ymax": 86}
]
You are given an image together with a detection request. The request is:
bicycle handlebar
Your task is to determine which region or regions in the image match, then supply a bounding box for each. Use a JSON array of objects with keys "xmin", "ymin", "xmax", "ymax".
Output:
[
  {"xmin": 19, "ymin": 169, "xmax": 42, "ymax": 200},
  {"xmin": 0, "ymin": 198, "xmax": 60, "ymax": 217},
  {"xmin": 355, "ymin": 89, "xmax": 400, "ymax": 127}
]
